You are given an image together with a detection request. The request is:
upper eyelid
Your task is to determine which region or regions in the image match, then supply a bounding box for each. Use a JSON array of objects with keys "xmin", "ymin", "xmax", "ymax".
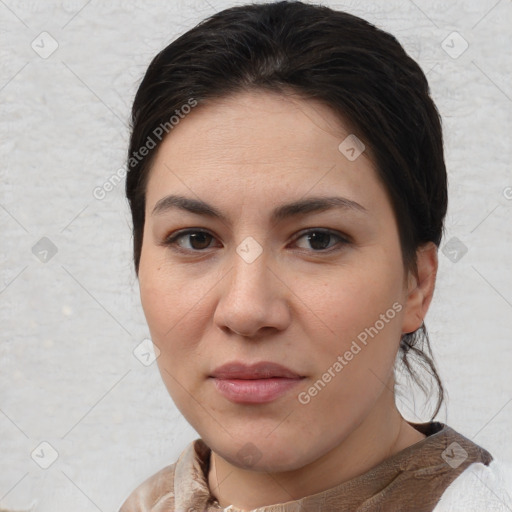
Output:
[{"xmin": 164, "ymin": 228, "xmax": 214, "ymax": 242}]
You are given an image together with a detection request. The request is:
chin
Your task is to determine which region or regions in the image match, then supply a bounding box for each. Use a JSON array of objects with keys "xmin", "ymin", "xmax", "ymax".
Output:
[{"xmin": 205, "ymin": 430, "xmax": 320, "ymax": 473}]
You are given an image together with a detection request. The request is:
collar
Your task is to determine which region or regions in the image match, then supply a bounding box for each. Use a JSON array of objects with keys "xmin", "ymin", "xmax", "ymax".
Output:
[{"xmin": 173, "ymin": 422, "xmax": 492, "ymax": 512}]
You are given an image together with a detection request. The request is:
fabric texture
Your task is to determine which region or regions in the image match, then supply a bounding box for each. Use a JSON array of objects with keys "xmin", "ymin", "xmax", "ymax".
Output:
[{"xmin": 118, "ymin": 421, "xmax": 501, "ymax": 512}]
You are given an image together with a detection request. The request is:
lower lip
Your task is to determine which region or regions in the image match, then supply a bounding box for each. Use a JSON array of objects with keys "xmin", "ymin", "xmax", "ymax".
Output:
[{"xmin": 211, "ymin": 377, "xmax": 303, "ymax": 404}]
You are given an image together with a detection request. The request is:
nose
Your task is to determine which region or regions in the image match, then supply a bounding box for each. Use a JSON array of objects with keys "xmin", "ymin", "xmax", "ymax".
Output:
[{"xmin": 213, "ymin": 243, "xmax": 292, "ymax": 339}]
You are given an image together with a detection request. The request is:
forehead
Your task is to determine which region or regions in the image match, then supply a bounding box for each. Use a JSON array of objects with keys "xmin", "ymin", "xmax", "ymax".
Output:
[
  {"xmin": 144, "ymin": 90, "xmax": 384, "ymax": 216},
  {"xmin": 156, "ymin": 90, "xmax": 353, "ymax": 162}
]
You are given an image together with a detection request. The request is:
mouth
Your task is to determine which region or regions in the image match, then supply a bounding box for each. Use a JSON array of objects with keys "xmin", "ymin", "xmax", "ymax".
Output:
[
  {"xmin": 210, "ymin": 360, "xmax": 303, "ymax": 379},
  {"xmin": 209, "ymin": 361, "xmax": 305, "ymax": 404}
]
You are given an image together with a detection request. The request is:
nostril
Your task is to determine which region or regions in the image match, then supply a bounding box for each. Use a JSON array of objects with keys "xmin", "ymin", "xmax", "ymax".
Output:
[{"xmin": 231, "ymin": 328, "xmax": 250, "ymax": 336}]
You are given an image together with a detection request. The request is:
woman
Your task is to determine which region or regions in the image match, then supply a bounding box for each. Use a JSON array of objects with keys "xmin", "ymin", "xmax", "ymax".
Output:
[{"xmin": 118, "ymin": 1, "xmax": 511, "ymax": 510}]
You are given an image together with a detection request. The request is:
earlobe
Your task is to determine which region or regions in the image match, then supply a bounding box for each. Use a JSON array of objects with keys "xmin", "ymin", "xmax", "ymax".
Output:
[{"xmin": 401, "ymin": 242, "xmax": 438, "ymax": 334}]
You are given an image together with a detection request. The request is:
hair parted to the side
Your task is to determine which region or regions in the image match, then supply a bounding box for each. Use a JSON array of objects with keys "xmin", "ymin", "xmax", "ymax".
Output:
[{"xmin": 125, "ymin": 0, "xmax": 447, "ymax": 418}]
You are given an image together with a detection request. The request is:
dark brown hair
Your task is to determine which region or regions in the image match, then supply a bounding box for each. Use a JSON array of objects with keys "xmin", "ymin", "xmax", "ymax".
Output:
[{"xmin": 125, "ymin": 0, "xmax": 447, "ymax": 417}]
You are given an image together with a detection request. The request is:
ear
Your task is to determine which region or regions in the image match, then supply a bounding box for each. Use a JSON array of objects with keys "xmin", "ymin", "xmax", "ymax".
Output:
[{"xmin": 401, "ymin": 242, "xmax": 438, "ymax": 334}]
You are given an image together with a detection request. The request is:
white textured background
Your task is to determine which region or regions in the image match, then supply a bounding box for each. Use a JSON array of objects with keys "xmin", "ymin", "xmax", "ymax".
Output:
[{"xmin": 0, "ymin": 0, "xmax": 511, "ymax": 510}]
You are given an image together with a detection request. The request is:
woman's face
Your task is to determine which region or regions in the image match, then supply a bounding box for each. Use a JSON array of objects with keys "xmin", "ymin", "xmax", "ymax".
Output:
[{"xmin": 138, "ymin": 90, "xmax": 421, "ymax": 471}]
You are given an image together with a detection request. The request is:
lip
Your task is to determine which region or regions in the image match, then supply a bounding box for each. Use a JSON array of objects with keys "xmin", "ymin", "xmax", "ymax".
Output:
[
  {"xmin": 210, "ymin": 361, "xmax": 303, "ymax": 379},
  {"xmin": 209, "ymin": 361, "xmax": 305, "ymax": 404}
]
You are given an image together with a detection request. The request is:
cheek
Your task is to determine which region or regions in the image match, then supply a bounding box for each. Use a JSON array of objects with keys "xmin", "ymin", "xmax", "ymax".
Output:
[
  {"xmin": 139, "ymin": 277, "xmax": 175, "ymax": 339},
  {"xmin": 139, "ymin": 253, "xmax": 196, "ymax": 333},
  {"xmin": 138, "ymin": 261, "xmax": 217, "ymax": 377},
  {"xmin": 308, "ymin": 261, "xmax": 404, "ymax": 342},
  {"xmin": 301, "ymin": 258, "xmax": 405, "ymax": 398},
  {"xmin": 139, "ymin": 271, "xmax": 207, "ymax": 408},
  {"xmin": 138, "ymin": 268, "xmax": 189, "ymax": 361},
  {"xmin": 300, "ymin": 272, "xmax": 403, "ymax": 414}
]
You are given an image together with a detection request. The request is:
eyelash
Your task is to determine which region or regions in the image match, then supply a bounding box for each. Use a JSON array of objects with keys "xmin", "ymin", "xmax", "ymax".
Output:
[{"xmin": 162, "ymin": 228, "xmax": 351, "ymax": 255}]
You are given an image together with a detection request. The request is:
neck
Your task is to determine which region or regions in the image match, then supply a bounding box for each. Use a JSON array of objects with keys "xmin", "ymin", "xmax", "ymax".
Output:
[{"xmin": 208, "ymin": 385, "xmax": 426, "ymax": 510}]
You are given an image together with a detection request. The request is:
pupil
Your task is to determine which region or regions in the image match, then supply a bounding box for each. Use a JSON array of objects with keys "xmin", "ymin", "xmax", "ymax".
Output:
[
  {"xmin": 191, "ymin": 232, "xmax": 211, "ymax": 250},
  {"xmin": 309, "ymin": 232, "xmax": 330, "ymax": 250}
]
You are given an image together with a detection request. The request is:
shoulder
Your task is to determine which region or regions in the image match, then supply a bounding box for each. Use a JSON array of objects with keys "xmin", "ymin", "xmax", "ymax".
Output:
[
  {"xmin": 118, "ymin": 462, "xmax": 177, "ymax": 512},
  {"xmin": 433, "ymin": 459, "xmax": 512, "ymax": 511}
]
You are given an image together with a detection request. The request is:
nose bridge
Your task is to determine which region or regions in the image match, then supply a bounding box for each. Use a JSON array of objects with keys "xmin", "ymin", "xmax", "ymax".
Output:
[
  {"xmin": 214, "ymin": 236, "xmax": 289, "ymax": 336},
  {"xmin": 229, "ymin": 236, "xmax": 271, "ymax": 300}
]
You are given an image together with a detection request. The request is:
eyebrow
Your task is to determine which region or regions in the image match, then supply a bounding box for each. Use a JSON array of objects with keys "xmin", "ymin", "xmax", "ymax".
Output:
[{"xmin": 151, "ymin": 194, "xmax": 367, "ymax": 223}]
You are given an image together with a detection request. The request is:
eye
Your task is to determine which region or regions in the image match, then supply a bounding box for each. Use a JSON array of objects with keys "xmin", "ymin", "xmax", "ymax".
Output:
[
  {"xmin": 162, "ymin": 228, "xmax": 350, "ymax": 254},
  {"xmin": 163, "ymin": 229, "xmax": 219, "ymax": 252},
  {"xmin": 292, "ymin": 229, "xmax": 350, "ymax": 252}
]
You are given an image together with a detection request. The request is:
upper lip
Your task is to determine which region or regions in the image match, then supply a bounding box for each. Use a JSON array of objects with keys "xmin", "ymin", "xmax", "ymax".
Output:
[{"xmin": 210, "ymin": 361, "xmax": 303, "ymax": 379}]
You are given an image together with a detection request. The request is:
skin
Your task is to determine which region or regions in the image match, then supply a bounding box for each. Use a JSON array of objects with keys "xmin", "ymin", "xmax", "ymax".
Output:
[{"xmin": 138, "ymin": 90, "xmax": 438, "ymax": 509}]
